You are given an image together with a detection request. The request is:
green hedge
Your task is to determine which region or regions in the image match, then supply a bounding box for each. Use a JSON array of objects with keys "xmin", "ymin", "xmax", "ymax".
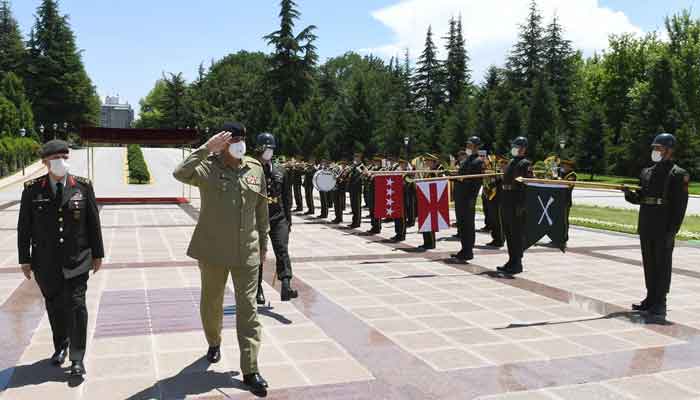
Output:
[
  {"xmin": 0, "ymin": 137, "xmax": 40, "ymax": 177},
  {"xmin": 127, "ymin": 144, "xmax": 151, "ymax": 184}
]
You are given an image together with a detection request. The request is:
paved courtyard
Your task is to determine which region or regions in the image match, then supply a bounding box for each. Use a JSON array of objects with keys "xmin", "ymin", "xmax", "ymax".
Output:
[{"xmin": 1, "ymin": 148, "xmax": 700, "ymax": 399}]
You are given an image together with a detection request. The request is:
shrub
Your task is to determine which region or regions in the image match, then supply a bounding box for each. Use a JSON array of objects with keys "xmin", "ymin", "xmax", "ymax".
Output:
[
  {"xmin": 0, "ymin": 137, "xmax": 40, "ymax": 177},
  {"xmin": 127, "ymin": 144, "xmax": 150, "ymax": 184}
]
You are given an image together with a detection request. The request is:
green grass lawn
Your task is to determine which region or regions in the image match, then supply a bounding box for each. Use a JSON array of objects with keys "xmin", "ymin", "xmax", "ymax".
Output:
[{"xmin": 580, "ymin": 174, "xmax": 700, "ymax": 195}]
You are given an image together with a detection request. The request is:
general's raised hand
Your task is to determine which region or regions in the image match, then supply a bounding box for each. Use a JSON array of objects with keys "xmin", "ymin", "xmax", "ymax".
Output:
[{"xmin": 205, "ymin": 131, "xmax": 232, "ymax": 153}]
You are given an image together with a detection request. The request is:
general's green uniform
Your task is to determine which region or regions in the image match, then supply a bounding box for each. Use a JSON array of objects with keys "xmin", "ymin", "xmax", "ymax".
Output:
[{"xmin": 173, "ymin": 146, "xmax": 269, "ymax": 375}]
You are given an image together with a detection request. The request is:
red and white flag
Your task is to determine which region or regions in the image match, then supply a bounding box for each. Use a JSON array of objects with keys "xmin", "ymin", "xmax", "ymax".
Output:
[
  {"xmin": 417, "ymin": 180, "xmax": 450, "ymax": 232},
  {"xmin": 374, "ymin": 175, "xmax": 404, "ymax": 219}
]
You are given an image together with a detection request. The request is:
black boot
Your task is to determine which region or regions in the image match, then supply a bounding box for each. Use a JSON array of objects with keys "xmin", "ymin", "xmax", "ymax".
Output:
[
  {"xmin": 281, "ymin": 278, "xmax": 298, "ymax": 301},
  {"xmin": 632, "ymin": 298, "xmax": 650, "ymax": 312},
  {"xmin": 206, "ymin": 345, "xmax": 221, "ymax": 363},
  {"xmin": 243, "ymin": 373, "xmax": 268, "ymax": 395},
  {"xmin": 50, "ymin": 344, "xmax": 68, "ymax": 366},
  {"xmin": 70, "ymin": 361, "xmax": 86, "ymax": 376},
  {"xmin": 256, "ymin": 267, "xmax": 265, "ymax": 305}
]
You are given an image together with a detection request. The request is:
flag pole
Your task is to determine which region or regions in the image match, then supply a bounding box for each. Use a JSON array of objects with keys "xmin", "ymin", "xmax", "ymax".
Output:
[
  {"xmin": 515, "ymin": 177, "xmax": 640, "ymax": 191},
  {"xmin": 414, "ymin": 173, "xmax": 503, "ymax": 183}
]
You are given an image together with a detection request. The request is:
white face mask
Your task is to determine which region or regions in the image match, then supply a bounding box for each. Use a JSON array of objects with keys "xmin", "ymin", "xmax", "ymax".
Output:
[
  {"xmin": 511, "ymin": 147, "xmax": 520, "ymax": 157},
  {"xmin": 49, "ymin": 158, "xmax": 69, "ymax": 177},
  {"xmin": 262, "ymin": 148, "xmax": 274, "ymax": 161},
  {"xmin": 465, "ymin": 149, "xmax": 473, "ymax": 156},
  {"xmin": 651, "ymin": 150, "xmax": 663, "ymax": 163},
  {"xmin": 229, "ymin": 141, "xmax": 246, "ymax": 159}
]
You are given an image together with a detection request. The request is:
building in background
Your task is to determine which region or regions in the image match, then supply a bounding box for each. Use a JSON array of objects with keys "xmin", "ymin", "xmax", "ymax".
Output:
[{"xmin": 100, "ymin": 96, "xmax": 134, "ymax": 128}]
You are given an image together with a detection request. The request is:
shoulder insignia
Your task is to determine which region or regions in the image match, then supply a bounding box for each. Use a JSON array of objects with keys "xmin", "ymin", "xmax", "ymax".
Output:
[
  {"xmin": 245, "ymin": 156, "xmax": 261, "ymax": 167},
  {"xmin": 24, "ymin": 177, "xmax": 42, "ymax": 188},
  {"xmin": 73, "ymin": 176, "xmax": 92, "ymax": 185}
]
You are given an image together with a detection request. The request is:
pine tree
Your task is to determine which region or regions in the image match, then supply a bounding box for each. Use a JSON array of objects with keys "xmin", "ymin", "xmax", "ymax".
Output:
[
  {"xmin": 507, "ymin": 0, "xmax": 545, "ymax": 92},
  {"xmin": 159, "ymin": 72, "xmax": 190, "ymax": 129},
  {"xmin": 0, "ymin": 0, "xmax": 25, "ymax": 76},
  {"xmin": 526, "ymin": 75, "xmax": 558, "ymax": 159},
  {"xmin": 264, "ymin": 0, "xmax": 318, "ymax": 110},
  {"xmin": 544, "ymin": 14, "xmax": 576, "ymax": 140},
  {"xmin": 0, "ymin": 72, "xmax": 34, "ymax": 134},
  {"xmin": 274, "ymin": 99, "xmax": 306, "ymax": 156},
  {"xmin": 579, "ymin": 104, "xmax": 606, "ymax": 179},
  {"xmin": 26, "ymin": 0, "xmax": 99, "ymax": 136},
  {"xmin": 444, "ymin": 16, "xmax": 470, "ymax": 106},
  {"xmin": 499, "ymin": 100, "xmax": 523, "ymax": 153},
  {"xmin": 413, "ymin": 26, "xmax": 444, "ymax": 121}
]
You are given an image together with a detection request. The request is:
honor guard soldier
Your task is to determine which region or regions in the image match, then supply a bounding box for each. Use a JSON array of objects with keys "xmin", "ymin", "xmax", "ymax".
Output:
[
  {"xmin": 391, "ymin": 158, "xmax": 411, "ymax": 242},
  {"xmin": 624, "ymin": 133, "xmax": 689, "ymax": 320},
  {"xmin": 419, "ymin": 154, "xmax": 443, "ymax": 250},
  {"xmin": 18, "ymin": 139, "xmax": 104, "ymax": 377},
  {"xmin": 348, "ymin": 152, "xmax": 365, "ymax": 228},
  {"xmin": 290, "ymin": 158, "xmax": 304, "ymax": 213},
  {"xmin": 483, "ymin": 155, "xmax": 506, "ymax": 247},
  {"xmin": 331, "ymin": 161, "xmax": 346, "ymax": 224},
  {"xmin": 366, "ymin": 156, "xmax": 384, "ymax": 234},
  {"xmin": 453, "ymin": 150, "xmax": 468, "ymax": 238},
  {"xmin": 303, "ymin": 157, "xmax": 317, "ymax": 215},
  {"xmin": 254, "ymin": 132, "xmax": 298, "ymax": 304},
  {"xmin": 173, "ymin": 122, "xmax": 269, "ymax": 395},
  {"xmin": 452, "ymin": 137, "xmax": 485, "ymax": 262},
  {"xmin": 496, "ymin": 137, "xmax": 533, "ymax": 275}
]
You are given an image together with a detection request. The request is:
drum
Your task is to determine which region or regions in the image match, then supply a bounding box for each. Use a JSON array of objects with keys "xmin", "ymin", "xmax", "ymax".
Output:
[{"xmin": 313, "ymin": 170, "xmax": 337, "ymax": 192}]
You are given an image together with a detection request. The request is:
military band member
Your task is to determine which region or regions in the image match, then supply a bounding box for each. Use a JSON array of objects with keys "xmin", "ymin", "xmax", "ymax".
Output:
[
  {"xmin": 496, "ymin": 137, "xmax": 533, "ymax": 275},
  {"xmin": 453, "ymin": 150, "xmax": 468, "ymax": 239},
  {"xmin": 418, "ymin": 154, "xmax": 443, "ymax": 251},
  {"xmin": 478, "ymin": 150, "xmax": 492, "ymax": 233},
  {"xmin": 290, "ymin": 158, "xmax": 304, "ymax": 213},
  {"xmin": 303, "ymin": 158, "xmax": 316, "ymax": 215},
  {"xmin": 18, "ymin": 140, "xmax": 104, "ymax": 377},
  {"xmin": 624, "ymin": 133, "xmax": 689, "ymax": 320},
  {"xmin": 367, "ymin": 156, "xmax": 384, "ymax": 234},
  {"xmin": 348, "ymin": 152, "xmax": 365, "ymax": 228},
  {"xmin": 318, "ymin": 160, "xmax": 330, "ymax": 219},
  {"xmin": 173, "ymin": 122, "xmax": 269, "ymax": 394},
  {"xmin": 391, "ymin": 158, "xmax": 412, "ymax": 242},
  {"xmin": 331, "ymin": 162, "xmax": 346, "ymax": 224},
  {"xmin": 484, "ymin": 156, "xmax": 506, "ymax": 247},
  {"xmin": 452, "ymin": 137, "xmax": 484, "ymax": 262},
  {"xmin": 254, "ymin": 133, "xmax": 298, "ymax": 305}
]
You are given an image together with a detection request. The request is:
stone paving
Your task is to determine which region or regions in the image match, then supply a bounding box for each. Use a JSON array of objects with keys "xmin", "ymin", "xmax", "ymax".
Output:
[{"xmin": 2, "ymin": 150, "xmax": 700, "ymax": 398}]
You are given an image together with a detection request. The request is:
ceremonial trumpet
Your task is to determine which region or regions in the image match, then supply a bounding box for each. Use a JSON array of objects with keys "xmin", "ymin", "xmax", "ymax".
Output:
[{"xmin": 515, "ymin": 177, "xmax": 640, "ymax": 191}]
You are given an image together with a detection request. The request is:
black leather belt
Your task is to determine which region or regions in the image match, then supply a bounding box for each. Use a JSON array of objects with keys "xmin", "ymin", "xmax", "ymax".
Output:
[
  {"xmin": 268, "ymin": 197, "xmax": 280, "ymax": 204},
  {"xmin": 640, "ymin": 197, "xmax": 664, "ymax": 205}
]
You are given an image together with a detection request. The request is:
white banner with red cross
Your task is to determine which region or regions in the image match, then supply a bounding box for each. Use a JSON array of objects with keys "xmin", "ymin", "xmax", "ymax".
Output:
[{"xmin": 416, "ymin": 180, "xmax": 450, "ymax": 232}]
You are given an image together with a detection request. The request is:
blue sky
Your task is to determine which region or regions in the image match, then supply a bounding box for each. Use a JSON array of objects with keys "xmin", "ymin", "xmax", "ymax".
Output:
[{"xmin": 11, "ymin": 0, "xmax": 699, "ymax": 117}]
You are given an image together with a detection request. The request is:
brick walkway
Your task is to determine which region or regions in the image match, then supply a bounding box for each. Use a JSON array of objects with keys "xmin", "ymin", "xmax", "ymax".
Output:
[{"xmin": 2, "ymin": 197, "xmax": 700, "ymax": 399}]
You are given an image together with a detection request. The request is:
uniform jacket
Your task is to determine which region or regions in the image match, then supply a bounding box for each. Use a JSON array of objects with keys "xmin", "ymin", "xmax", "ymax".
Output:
[
  {"xmin": 264, "ymin": 162, "xmax": 293, "ymax": 224},
  {"xmin": 173, "ymin": 147, "xmax": 270, "ymax": 267},
  {"xmin": 18, "ymin": 174, "xmax": 104, "ymax": 279},
  {"xmin": 455, "ymin": 155, "xmax": 485, "ymax": 200},
  {"xmin": 502, "ymin": 157, "xmax": 533, "ymax": 208},
  {"xmin": 625, "ymin": 160, "xmax": 689, "ymax": 238}
]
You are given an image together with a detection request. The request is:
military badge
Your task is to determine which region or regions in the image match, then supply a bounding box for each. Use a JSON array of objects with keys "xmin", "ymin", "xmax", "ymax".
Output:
[{"xmin": 245, "ymin": 176, "xmax": 259, "ymax": 186}]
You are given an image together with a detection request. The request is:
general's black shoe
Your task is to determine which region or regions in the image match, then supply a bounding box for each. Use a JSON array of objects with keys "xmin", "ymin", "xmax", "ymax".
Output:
[
  {"xmin": 50, "ymin": 347, "xmax": 68, "ymax": 366},
  {"xmin": 280, "ymin": 279, "xmax": 298, "ymax": 301},
  {"xmin": 647, "ymin": 303, "xmax": 667, "ymax": 318},
  {"xmin": 206, "ymin": 346, "xmax": 221, "ymax": 363},
  {"xmin": 69, "ymin": 361, "xmax": 85, "ymax": 376},
  {"xmin": 243, "ymin": 373, "xmax": 268, "ymax": 395},
  {"xmin": 485, "ymin": 241, "xmax": 504, "ymax": 248},
  {"xmin": 453, "ymin": 253, "xmax": 473, "ymax": 262},
  {"xmin": 394, "ymin": 236, "xmax": 405, "ymax": 242},
  {"xmin": 632, "ymin": 299, "xmax": 650, "ymax": 312},
  {"xmin": 496, "ymin": 262, "xmax": 512, "ymax": 272},
  {"xmin": 256, "ymin": 285, "xmax": 266, "ymax": 305}
]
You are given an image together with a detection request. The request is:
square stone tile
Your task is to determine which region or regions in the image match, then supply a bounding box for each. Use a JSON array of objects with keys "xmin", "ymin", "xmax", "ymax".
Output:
[
  {"xmin": 547, "ymin": 383, "xmax": 636, "ymax": 400},
  {"xmin": 298, "ymin": 358, "xmax": 372, "ymax": 385},
  {"xmin": 567, "ymin": 334, "xmax": 638, "ymax": 353},
  {"xmin": 352, "ymin": 306, "xmax": 401, "ymax": 320},
  {"xmin": 370, "ymin": 318, "xmax": 429, "ymax": 334},
  {"xmin": 611, "ymin": 329, "xmax": 683, "ymax": 348},
  {"xmin": 1, "ymin": 381, "xmax": 81, "ymax": 400},
  {"xmin": 608, "ymin": 375, "xmax": 697, "ymax": 399},
  {"xmin": 661, "ymin": 367, "xmax": 700, "ymax": 393},
  {"xmin": 89, "ymin": 353, "xmax": 156, "ymax": 380},
  {"xmin": 536, "ymin": 322, "xmax": 596, "ymax": 337},
  {"xmin": 417, "ymin": 315, "xmax": 473, "ymax": 331},
  {"xmin": 471, "ymin": 343, "xmax": 542, "ymax": 365},
  {"xmin": 443, "ymin": 328, "xmax": 505, "ymax": 346},
  {"xmin": 392, "ymin": 331, "xmax": 452, "ymax": 350},
  {"xmin": 476, "ymin": 389, "xmax": 555, "ymax": 399},
  {"xmin": 493, "ymin": 326, "xmax": 551, "ymax": 341},
  {"xmin": 258, "ymin": 363, "xmax": 309, "ymax": 389},
  {"xmin": 520, "ymin": 338, "xmax": 593, "ymax": 359},
  {"xmin": 154, "ymin": 331, "xmax": 208, "ymax": 352},
  {"xmin": 156, "ymin": 350, "xmax": 229, "ymax": 378},
  {"xmin": 83, "ymin": 377, "xmax": 159, "ymax": 399},
  {"xmin": 282, "ymin": 340, "xmax": 346, "ymax": 362},
  {"xmin": 417, "ymin": 348, "xmax": 491, "ymax": 370},
  {"xmin": 265, "ymin": 323, "xmax": 328, "ymax": 343},
  {"xmin": 457, "ymin": 311, "xmax": 514, "ymax": 328},
  {"xmin": 395, "ymin": 302, "xmax": 448, "ymax": 317}
]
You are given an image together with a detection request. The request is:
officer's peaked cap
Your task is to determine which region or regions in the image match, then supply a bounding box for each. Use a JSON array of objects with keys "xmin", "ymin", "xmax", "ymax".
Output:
[{"xmin": 40, "ymin": 140, "xmax": 70, "ymax": 158}]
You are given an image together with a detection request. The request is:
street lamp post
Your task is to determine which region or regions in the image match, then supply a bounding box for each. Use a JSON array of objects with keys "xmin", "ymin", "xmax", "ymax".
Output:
[
  {"xmin": 19, "ymin": 128, "xmax": 26, "ymax": 175},
  {"xmin": 39, "ymin": 124, "xmax": 45, "ymax": 140},
  {"xmin": 52, "ymin": 123, "xmax": 58, "ymax": 140},
  {"xmin": 63, "ymin": 122, "xmax": 68, "ymax": 140},
  {"xmin": 559, "ymin": 135, "xmax": 567, "ymax": 158}
]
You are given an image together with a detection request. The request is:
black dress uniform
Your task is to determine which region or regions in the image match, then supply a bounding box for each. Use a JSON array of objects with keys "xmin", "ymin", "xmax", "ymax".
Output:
[
  {"xmin": 318, "ymin": 164, "xmax": 330, "ymax": 218},
  {"xmin": 291, "ymin": 165, "xmax": 304, "ymax": 212},
  {"xmin": 625, "ymin": 154, "xmax": 689, "ymax": 317},
  {"xmin": 498, "ymin": 151, "xmax": 533, "ymax": 274},
  {"xmin": 367, "ymin": 163, "xmax": 382, "ymax": 234},
  {"xmin": 484, "ymin": 175, "xmax": 504, "ymax": 247},
  {"xmin": 18, "ymin": 171, "xmax": 103, "ymax": 368},
  {"xmin": 258, "ymin": 161, "xmax": 298, "ymax": 302},
  {"xmin": 454, "ymin": 154, "xmax": 484, "ymax": 260},
  {"xmin": 348, "ymin": 162, "xmax": 364, "ymax": 228},
  {"xmin": 303, "ymin": 164, "xmax": 316, "ymax": 215},
  {"xmin": 332, "ymin": 165, "xmax": 346, "ymax": 223}
]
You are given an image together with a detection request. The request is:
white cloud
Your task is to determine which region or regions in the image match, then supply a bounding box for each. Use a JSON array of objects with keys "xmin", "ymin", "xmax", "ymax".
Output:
[{"xmin": 363, "ymin": 0, "xmax": 644, "ymax": 82}]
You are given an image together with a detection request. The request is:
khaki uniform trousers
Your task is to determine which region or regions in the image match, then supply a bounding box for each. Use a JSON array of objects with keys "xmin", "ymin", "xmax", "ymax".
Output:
[{"xmin": 199, "ymin": 262, "xmax": 261, "ymax": 375}]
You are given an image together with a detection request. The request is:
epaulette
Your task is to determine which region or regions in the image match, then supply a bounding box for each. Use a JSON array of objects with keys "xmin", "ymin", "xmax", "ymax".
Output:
[
  {"xmin": 245, "ymin": 156, "xmax": 262, "ymax": 167},
  {"xmin": 24, "ymin": 177, "xmax": 42, "ymax": 188},
  {"xmin": 73, "ymin": 176, "xmax": 92, "ymax": 185}
]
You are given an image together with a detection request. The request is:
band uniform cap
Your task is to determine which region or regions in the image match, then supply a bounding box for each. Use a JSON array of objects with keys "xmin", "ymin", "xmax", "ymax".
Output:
[
  {"xmin": 652, "ymin": 132, "xmax": 676, "ymax": 148},
  {"xmin": 40, "ymin": 140, "xmax": 70, "ymax": 158},
  {"xmin": 467, "ymin": 136, "xmax": 482, "ymax": 146},
  {"xmin": 511, "ymin": 136, "xmax": 528, "ymax": 147},
  {"xmin": 222, "ymin": 121, "xmax": 246, "ymax": 137}
]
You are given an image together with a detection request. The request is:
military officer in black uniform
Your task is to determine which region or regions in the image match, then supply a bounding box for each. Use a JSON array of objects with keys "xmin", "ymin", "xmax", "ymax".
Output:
[
  {"xmin": 348, "ymin": 153, "xmax": 365, "ymax": 229},
  {"xmin": 303, "ymin": 158, "xmax": 316, "ymax": 215},
  {"xmin": 255, "ymin": 133, "xmax": 298, "ymax": 303},
  {"xmin": 496, "ymin": 137, "xmax": 533, "ymax": 275},
  {"xmin": 624, "ymin": 133, "xmax": 689, "ymax": 320},
  {"xmin": 452, "ymin": 137, "xmax": 484, "ymax": 262},
  {"xmin": 366, "ymin": 156, "xmax": 383, "ymax": 234},
  {"xmin": 290, "ymin": 158, "xmax": 304, "ymax": 213},
  {"xmin": 18, "ymin": 140, "xmax": 104, "ymax": 377}
]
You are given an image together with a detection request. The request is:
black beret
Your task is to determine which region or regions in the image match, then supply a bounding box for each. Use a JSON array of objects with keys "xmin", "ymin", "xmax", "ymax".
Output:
[
  {"xmin": 40, "ymin": 140, "xmax": 70, "ymax": 158},
  {"xmin": 222, "ymin": 121, "xmax": 246, "ymax": 137}
]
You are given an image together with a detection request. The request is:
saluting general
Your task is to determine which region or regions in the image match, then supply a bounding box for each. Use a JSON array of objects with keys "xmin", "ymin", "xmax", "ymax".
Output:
[
  {"xmin": 17, "ymin": 140, "xmax": 104, "ymax": 377},
  {"xmin": 173, "ymin": 122, "xmax": 270, "ymax": 395}
]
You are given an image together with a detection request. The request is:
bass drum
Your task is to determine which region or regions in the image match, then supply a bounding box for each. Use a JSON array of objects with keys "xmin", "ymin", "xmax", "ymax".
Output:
[{"xmin": 313, "ymin": 170, "xmax": 337, "ymax": 192}]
